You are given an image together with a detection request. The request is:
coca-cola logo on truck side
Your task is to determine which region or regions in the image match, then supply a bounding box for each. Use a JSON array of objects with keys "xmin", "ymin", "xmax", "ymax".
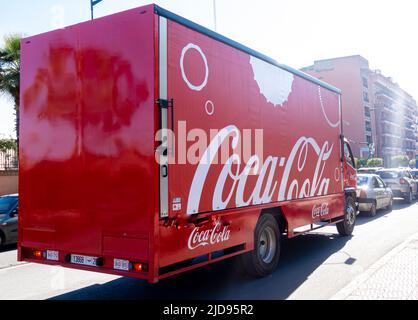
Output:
[
  {"xmin": 187, "ymin": 126, "xmax": 334, "ymax": 215},
  {"xmin": 188, "ymin": 219, "xmax": 231, "ymax": 250}
]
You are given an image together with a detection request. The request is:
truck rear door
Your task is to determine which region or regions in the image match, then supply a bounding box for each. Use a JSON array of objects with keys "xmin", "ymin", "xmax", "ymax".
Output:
[{"xmin": 19, "ymin": 6, "xmax": 157, "ymax": 268}]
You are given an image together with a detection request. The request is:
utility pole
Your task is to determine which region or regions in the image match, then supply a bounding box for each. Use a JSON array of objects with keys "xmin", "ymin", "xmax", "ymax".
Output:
[
  {"xmin": 213, "ymin": 0, "xmax": 217, "ymax": 31},
  {"xmin": 91, "ymin": 0, "xmax": 104, "ymax": 20}
]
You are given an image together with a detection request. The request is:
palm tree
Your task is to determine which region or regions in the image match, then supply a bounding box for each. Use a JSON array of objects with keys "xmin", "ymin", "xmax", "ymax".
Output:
[{"xmin": 0, "ymin": 34, "xmax": 21, "ymax": 145}]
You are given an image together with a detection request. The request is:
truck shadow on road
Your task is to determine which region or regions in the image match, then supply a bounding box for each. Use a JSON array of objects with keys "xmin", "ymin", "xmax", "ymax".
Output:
[{"xmin": 50, "ymin": 232, "xmax": 351, "ymax": 300}]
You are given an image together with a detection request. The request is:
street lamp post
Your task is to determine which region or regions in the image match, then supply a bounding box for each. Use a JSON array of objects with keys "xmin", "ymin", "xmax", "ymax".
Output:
[
  {"xmin": 213, "ymin": 0, "xmax": 217, "ymax": 31},
  {"xmin": 368, "ymin": 143, "xmax": 375, "ymax": 160},
  {"xmin": 91, "ymin": 0, "xmax": 104, "ymax": 20}
]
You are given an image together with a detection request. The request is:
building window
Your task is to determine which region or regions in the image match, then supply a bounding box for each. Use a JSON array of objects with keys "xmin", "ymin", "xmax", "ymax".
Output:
[
  {"xmin": 362, "ymin": 77, "xmax": 369, "ymax": 88},
  {"xmin": 365, "ymin": 120, "xmax": 372, "ymax": 132},
  {"xmin": 363, "ymin": 92, "xmax": 369, "ymax": 102},
  {"xmin": 367, "ymin": 135, "xmax": 373, "ymax": 144}
]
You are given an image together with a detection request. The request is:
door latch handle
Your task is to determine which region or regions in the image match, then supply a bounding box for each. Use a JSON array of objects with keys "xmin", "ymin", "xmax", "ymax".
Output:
[{"xmin": 161, "ymin": 165, "xmax": 168, "ymax": 178}]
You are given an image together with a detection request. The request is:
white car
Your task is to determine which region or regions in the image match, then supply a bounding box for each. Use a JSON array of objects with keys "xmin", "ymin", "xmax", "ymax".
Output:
[{"xmin": 356, "ymin": 174, "xmax": 393, "ymax": 217}]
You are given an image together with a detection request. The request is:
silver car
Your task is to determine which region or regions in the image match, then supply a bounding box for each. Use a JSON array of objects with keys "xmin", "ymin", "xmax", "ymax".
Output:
[
  {"xmin": 357, "ymin": 167, "xmax": 383, "ymax": 174},
  {"xmin": 356, "ymin": 174, "xmax": 393, "ymax": 217},
  {"xmin": 376, "ymin": 169, "xmax": 418, "ymax": 203},
  {"xmin": 0, "ymin": 194, "xmax": 18, "ymax": 247}
]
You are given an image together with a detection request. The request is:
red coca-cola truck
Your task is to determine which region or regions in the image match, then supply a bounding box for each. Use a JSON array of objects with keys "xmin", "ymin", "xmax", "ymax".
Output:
[{"xmin": 18, "ymin": 4, "xmax": 358, "ymax": 283}]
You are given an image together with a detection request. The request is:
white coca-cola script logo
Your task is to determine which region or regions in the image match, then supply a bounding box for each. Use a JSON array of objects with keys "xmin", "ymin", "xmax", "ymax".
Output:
[
  {"xmin": 188, "ymin": 219, "xmax": 231, "ymax": 250},
  {"xmin": 312, "ymin": 203, "xmax": 330, "ymax": 219},
  {"xmin": 187, "ymin": 125, "xmax": 334, "ymax": 215}
]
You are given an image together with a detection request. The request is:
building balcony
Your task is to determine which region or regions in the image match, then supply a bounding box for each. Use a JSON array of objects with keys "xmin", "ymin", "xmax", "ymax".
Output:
[
  {"xmin": 381, "ymin": 119, "xmax": 402, "ymax": 127},
  {"xmin": 381, "ymin": 145, "xmax": 403, "ymax": 152},
  {"xmin": 382, "ymin": 132, "xmax": 401, "ymax": 139},
  {"xmin": 378, "ymin": 104, "xmax": 416, "ymax": 122}
]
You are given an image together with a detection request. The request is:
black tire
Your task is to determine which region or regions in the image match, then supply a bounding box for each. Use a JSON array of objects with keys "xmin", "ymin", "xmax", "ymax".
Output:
[
  {"xmin": 405, "ymin": 190, "xmax": 413, "ymax": 204},
  {"xmin": 0, "ymin": 232, "xmax": 5, "ymax": 248},
  {"xmin": 337, "ymin": 196, "xmax": 356, "ymax": 236},
  {"xmin": 239, "ymin": 214, "xmax": 280, "ymax": 278},
  {"xmin": 368, "ymin": 201, "xmax": 377, "ymax": 217},
  {"xmin": 387, "ymin": 197, "xmax": 393, "ymax": 211}
]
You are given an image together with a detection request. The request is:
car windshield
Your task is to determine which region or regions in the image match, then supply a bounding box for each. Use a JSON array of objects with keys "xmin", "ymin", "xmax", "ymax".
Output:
[
  {"xmin": 357, "ymin": 176, "xmax": 369, "ymax": 186},
  {"xmin": 377, "ymin": 171, "xmax": 400, "ymax": 179},
  {"xmin": 0, "ymin": 196, "xmax": 18, "ymax": 214}
]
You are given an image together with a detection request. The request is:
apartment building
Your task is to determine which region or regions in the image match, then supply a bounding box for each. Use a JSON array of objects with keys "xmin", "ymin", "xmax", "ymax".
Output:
[{"xmin": 302, "ymin": 55, "xmax": 417, "ymax": 165}]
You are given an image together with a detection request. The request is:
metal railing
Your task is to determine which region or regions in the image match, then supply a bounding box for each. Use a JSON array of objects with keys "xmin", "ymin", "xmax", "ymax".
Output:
[{"xmin": 0, "ymin": 149, "xmax": 18, "ymax": 171}]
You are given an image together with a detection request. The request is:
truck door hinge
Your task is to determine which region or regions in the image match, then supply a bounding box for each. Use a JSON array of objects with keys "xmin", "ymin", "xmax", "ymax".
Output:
[{"xmin": 157, "ymin": 98, "xmax": 174, "ymax": 133}]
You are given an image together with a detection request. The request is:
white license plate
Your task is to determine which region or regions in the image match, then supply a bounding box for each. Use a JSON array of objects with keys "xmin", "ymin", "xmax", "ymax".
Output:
[
  {"xmin": 46, "ymin": 250, "xmax": 59, "ymax": 261},
  {"xmin": 70, "ymin": 254, "xmax": 98, "ymax": 267},
  {"xmin": 114, "ymin": 259, "xmax": 130, "ymax": 271}
]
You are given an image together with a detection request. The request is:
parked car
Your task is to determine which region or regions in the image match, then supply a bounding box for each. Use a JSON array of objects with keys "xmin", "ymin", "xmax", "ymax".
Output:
[
  {"xmin": 0, "ymin": 194, "xmax": 18, "ymax": 247},
  {"xmin": 356, "ymin": 174, "xmax": 393, "ymax": 217},
  {"xmin": 411, "ymin": 169, "xmax": 418, "ymax": 195},
  {"xmin": 357, "ymin": 167, "xmax": 383, "ymax": 174},
  {"xmin": 376, "ymin": 169, "xmax": 418, "ymax": 203}
]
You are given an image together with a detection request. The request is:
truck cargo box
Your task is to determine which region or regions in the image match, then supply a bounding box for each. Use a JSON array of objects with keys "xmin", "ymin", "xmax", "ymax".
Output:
[{"xmin": 19, "ymin": 4, "xmax": 357, "ymax": 282}]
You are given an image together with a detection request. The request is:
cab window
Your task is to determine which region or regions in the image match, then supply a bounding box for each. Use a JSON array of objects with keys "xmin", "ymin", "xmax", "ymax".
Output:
[{"xmin": 344, "ymin": 142, "xmax": 355, "ymax": 168}]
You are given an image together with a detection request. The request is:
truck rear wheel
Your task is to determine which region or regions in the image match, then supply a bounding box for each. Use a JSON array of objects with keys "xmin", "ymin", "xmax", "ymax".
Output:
[
  {"xmin": 239, "ymin": 214, "xmax": 280, "ymax": 278},
  {"xmin": 337, "ymin": 196, "xmax": 356, "ymax": 236}
]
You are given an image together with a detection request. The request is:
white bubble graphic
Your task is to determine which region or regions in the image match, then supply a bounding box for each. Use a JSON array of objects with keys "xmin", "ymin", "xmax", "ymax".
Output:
[
  {"xmin": 250, "ymin": 56, "xmax": 294, "ymax": 107},
  {"xmin": 180, "ymin": 43, "xmax": 209, "ymax": 91}
]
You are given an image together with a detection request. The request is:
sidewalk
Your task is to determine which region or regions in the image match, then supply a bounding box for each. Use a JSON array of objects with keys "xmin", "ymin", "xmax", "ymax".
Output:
[{"xmin": 332, "ymin": 233, "xmax": 418, "ymax": 300}]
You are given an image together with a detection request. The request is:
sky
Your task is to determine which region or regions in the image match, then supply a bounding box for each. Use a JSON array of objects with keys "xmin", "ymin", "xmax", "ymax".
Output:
[{"xmin": 1, "ymin": 0, "xmax": 417, "ymax": 138}]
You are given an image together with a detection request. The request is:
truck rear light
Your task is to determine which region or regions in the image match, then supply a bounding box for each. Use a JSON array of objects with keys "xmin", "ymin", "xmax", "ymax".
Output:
[
  {"xmin": 133, "ymin": 263, "xmax": 143, "ymax": 272},
  {"xmin": 33, "ymin": 250, "xmax": 44, "ymax": 258},
  {"xmin": 132, "ymin": 262, "xmax": 148, "ymax": 273},
  {"xmin": 400, "ymin": 178, "xmax": 408, "ymax": 185}
]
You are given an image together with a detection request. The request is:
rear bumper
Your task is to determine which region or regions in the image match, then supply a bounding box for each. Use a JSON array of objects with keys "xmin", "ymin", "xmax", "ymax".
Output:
[
  {"xmin": 25, "ymin": 257, "xmax": 151, "ymax": 280},
  {"xmin": 358, "ymin": 197, "xmax": 374, "ymax": 212},
  {"xmin": 19, "ymin": 246, "xmax": 152, "ymax": 282},
  {"xmin": 391, "ymin": 189, "xmax": 409, "ymax": 198}
]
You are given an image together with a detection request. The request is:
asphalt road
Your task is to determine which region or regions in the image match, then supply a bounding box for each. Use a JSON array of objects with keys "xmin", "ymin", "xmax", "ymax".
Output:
[{"xmin": 1, "ymin": 199, "xmax": 417, "ymax": 300}]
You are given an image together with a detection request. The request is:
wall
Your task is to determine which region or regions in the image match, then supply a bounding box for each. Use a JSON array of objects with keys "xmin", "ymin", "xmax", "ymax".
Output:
[{"xmin": 0, "ymin": 170, "xmax": 18, "ymax": 196}]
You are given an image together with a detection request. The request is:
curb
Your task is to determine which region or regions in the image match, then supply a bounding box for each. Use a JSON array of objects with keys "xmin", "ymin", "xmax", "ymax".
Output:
[{"xmin": 331, "ymin": 232, "xmax": 418, "ymax": 300}]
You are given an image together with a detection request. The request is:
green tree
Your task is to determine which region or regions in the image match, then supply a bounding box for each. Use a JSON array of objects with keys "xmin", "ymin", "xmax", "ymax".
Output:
[
  {"xmin": 358, "ymin": 158, "xmax": 368, "ymax": 168},
  {"xmin": 367, "ymin": 158, "xmax": 384, "ymax": 167},
  {"xmin": 0, "ymin": 138, "xmax": 17, "ymax": 152},
  {"xmin": 391, "ymin": 155, "xmax": 409, "ymax": 168},
  {"xmin": 0, "ymin": 34, "xmax": 21, "ymax": 144}
]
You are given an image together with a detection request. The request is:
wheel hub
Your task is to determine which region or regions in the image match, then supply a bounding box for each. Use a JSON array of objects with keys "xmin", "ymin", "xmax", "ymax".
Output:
[
  {"xmin": 347, "ymin": 205, "xmax": 355, "ymax": 225},
  {"xmin": 259, "ymin": 226, "xmax": 277, "ymax": 264}
]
